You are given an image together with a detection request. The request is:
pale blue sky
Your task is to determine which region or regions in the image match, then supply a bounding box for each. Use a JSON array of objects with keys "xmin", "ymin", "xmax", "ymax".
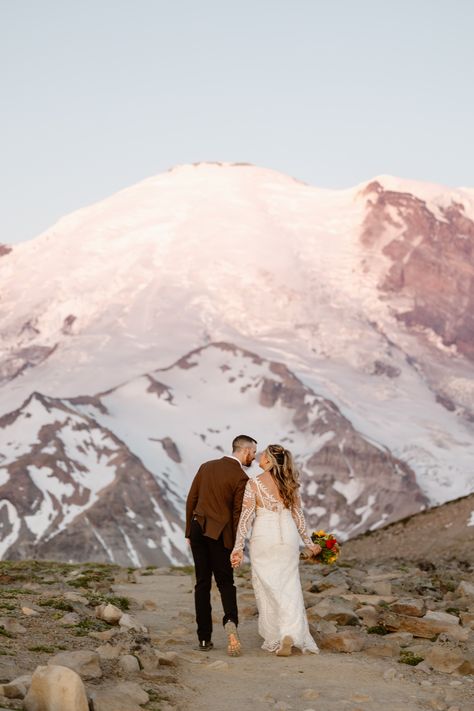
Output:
[{"xmin": 2, "ymin": 0, "xmax": 473, "ymax": 244}]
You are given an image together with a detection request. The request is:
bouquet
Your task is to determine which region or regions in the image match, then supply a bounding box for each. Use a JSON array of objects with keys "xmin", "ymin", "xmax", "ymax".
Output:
[{"xmin": 308, "ymin": 529, "xmax": 340, "ymax": 564}]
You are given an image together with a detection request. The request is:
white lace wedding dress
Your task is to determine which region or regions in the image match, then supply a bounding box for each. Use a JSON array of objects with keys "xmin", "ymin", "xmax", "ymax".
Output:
[{"xmin": 233, "ymin": 476, "xmax": 319, "ymax": 654}]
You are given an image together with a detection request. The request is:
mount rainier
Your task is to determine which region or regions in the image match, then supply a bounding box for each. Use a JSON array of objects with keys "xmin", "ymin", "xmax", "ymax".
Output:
[{"xmin": 0, "ymin": 162, "xmax": 473, "ymax": 565}]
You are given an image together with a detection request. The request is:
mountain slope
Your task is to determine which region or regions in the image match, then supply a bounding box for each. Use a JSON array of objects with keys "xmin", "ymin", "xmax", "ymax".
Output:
[{"xmin": 0, "ymin": 343, "xmax": 428, "ymax": 565}]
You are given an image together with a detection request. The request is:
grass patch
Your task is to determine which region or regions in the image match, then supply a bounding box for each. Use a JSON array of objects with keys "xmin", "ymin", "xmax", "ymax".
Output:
[
  {"xmin": 367, "ymin": 624, "xmax": 389, "ymax": 635},
  {"xmin": 73, "ymin": 617, "xmax": 110, "ymax": 636},
  {"xmin": 0, "ymin": 588, "xmax": 36, "ymax": 598},
  {"xmin": 28, "ymin": 645, "xmax": 56, "ymax": 653},
  {"xmin": 38, "ymin": 598, "xmax": 74, "ymax": 612},
  {"xmin": 0, "ymin": 602, "xmax": 15, "ymax": 610},
  {"xmin": 399, "ymin": 650, "xmax": 424, "ymax": 666},
  {"xmin": 0, "ymin": 626, "xmax": 14, "ymax": 638}
]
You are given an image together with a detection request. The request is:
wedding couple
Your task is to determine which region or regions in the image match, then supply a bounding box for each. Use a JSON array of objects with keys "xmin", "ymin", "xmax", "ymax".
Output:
[{"xmin": 185, "ymin": 434, "xmax": 321, "ymax": 657}]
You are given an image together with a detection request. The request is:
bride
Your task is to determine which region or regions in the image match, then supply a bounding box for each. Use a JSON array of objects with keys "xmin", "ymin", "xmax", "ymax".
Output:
[{"xmin": 230, "ymin": 444, "xmax": 321, "ymax": 656}]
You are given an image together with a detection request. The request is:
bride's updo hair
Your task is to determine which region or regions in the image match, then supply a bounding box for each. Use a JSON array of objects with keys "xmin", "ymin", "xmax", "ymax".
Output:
[{"xmin": 265, "ymin": 444, "xmax": 300, "ymax": 509}]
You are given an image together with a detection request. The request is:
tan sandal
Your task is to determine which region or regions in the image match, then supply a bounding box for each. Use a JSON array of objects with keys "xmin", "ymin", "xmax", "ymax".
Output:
[
  {"xmin": 224, "ymin": 621, "xmax": 241, "ymax": 657},
  {"xmin": 276, "ymin": 635, "xmax": 293, "ymax": 657}
]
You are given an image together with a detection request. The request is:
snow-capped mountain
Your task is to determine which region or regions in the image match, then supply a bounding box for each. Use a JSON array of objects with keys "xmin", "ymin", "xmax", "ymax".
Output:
[
  {"xmin": 0, "ymin": 343, "xmax": 427, "ymax": 565},
  {"xmin": 1, "ymin": 162, "xmax": 473, "ymax": 564}
]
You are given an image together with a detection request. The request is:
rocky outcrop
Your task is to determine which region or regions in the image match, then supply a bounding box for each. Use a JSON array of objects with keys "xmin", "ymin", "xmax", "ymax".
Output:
[{"xmin": 361, "ymin": 181, "xmax": 474, "ymax": 360}]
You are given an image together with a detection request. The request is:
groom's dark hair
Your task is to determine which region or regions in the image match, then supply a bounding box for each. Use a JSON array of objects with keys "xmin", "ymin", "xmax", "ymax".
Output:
[{"xmin": 232, "ymin": 434, "xmax": 257, "ymax": 451}]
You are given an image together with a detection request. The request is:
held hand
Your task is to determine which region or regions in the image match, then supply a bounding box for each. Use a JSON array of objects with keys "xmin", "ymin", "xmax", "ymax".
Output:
[
  {"xmin": 307, "ymin": 543, "xmax": 322, "ymax": 557},
  {"xmin": 185, "ymin": 537, "xmax": 191, "ymax": 547},
  {"xmin": 230, "ymin": 550, "xmax": 243, "ymax": 569}
]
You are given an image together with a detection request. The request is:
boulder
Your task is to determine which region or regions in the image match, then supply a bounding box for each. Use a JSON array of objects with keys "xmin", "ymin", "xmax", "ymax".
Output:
[
  {"xmin": 309, "ymin": 570, "xmax": 348, "ymax": 592},
  {"xmin": 424, "ymin": 645, "xmax": 464, "ymax": 674},
  {"xmin": 363, "ymin": 639, "xmax": 401, "ymax": 658},
  {"xmin": 389, "ymin": 598, "xmax": 425, "ymax": 617},
  {"xmin": 456, "ymin": 581, "xmax": 474, "ymax": 598},
  {"xmin": 47, "ymin": 650, "xmax": 102, "ymax": 679},
  {"xmin": 23, "ymin": 665, "xmax": 88, "ymax": 711},
  {"xmin": 316, "ymin": 628, "xmax": 366, "ymax": 653},
  {"xmin": 118, "ymin": 655, "xmax": 141, "ymax": 673},
  {"xmin": 58, "ymin": 612, "xmax": 80, "ymax": 626},
  {"xmin": 96, "ymin": 643, "xmax": 122, "ymax": 660},
  {"xmin": 307, "ymin": 597, "xmax": 359, "ymax": 626},
  {"xmin": 89, "ymin": 681, "xmax": 149, "ymax": 710},
  {"xmin": 63, "ymin": 592, "xmax": 89, "ymax": 605},
  {"xmin": 356, "ymin": 605, "xmax": 378, "ymax": 627},
  {"xmin": 0, "ymin": 673, "xmax": 32, "ymax": 698},
  {"xmin": 0, "ymin": 618, "xmax": 26, "ymax": 634},
  {"xmin": 379, "ymin": 610, "xmax": 463, "ymax": 639},
  {"xmin": 119, "ymin": 613, "xmax": 147, "ymax": 633},
  {"xmin": 95, "ymin": 603, "xmax": 123, "ymax": 625},
  {"xmin": 457, "ymin": 653, "xmax": 474, "ymax": 676},
  {"xmin": 459, "ymin": 611, "xmax": 474, "ymax": 629},
  {"xmin": 424, "ymin": 611, "xmax": 460, "ymax": 626},
  {"xmin": 22, "ymin": 607, "xmax": 41, "ymax": 617}
]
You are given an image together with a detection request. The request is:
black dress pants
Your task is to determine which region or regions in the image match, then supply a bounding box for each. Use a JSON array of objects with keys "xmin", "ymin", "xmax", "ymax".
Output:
[{"xmin": 189, "ymin": 518, "xmax": 238, "ymax": 642}]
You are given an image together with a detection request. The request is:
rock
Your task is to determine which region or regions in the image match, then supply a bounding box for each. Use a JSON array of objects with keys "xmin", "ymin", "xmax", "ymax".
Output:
[
  {"xmin": 365, "ymin": 580, "xmax": 392, "ymax": 596},
  {"xmin": 307, "ymin": 597, "xmax": 360, "ymax": 626},
  {"xmin": 63, "ymin": 592, "xmax": 89, "ymax": 605},
  {"xmin": 116, "ymin": 682, "xmax": 149, "ymax": 705},
  {"xmin": 142, "ymin": 599, "xmax": 158, "ymax": 611},
  {"xmin": 314, "ymin": 619, "xmax": 338, "ymax": 635},
  {"xmin": 58, "ymin": 612, "xmax": 80, "ymax": 626},
  {"xmin": 389, "ymin": 598, "xmax": 425, "ymax": 617},
  {"xmin": 24, "ymin": 665, "xmax": 89, "ymax": 711},
  {"xmin": 356, "ymin": 605, "xmax": 378, "ymax": 627},
  {"xmin": 424, "ymin": 645, "xmax": 464, "ymax": 674},
  {"xmin": 118, "ymin": 655, "xmax": 141, "ymax": 673},
  {"xmin": 310, "ymin": 570, "xmax": 348, "ymax": 592},
  {"xmin": 383, "ymin": 668, "xmax": 397, "ymax": 681},
  {"xmin": 0, "ymin": 673, "xmax": 32, "ymax": 699},
  {"xmin": 22, "ymin": 607, "xmax": 40, "ymax": 617},
  {"xmin": 385, "ymin": 631, "xmax": 413, "ymax": 646},
  {"xmin": 341, "ymin": 593, "xmax": 396, "ymax": 605},
  {"xmin": 206, "ymin": 660, "xmax": 229, "ymax": 670},
  {"xmin": 89, "ymin": 629, "xmax": 117, "ymax": 641},
  {"xmin": 459, "ymin": 611, "xmax": 474, "ymax": 628},
  {"xmin": 155, "ymin": 650, "xmax": 179, "ymax": 666},
  {"xmin": 437, "ymin": 626, "xmax": 469, "ymax": 643},
  {"xmin": 48, "ymin": 650, "xmax": 102, "ymax": 679},
  {"xmin": 424, "ymin": 611, "xmax": 460, "ymax": 626},
  {"xmin": 317, "ymin": 629, "xmax": 366, "ymax": 653},
  {"xmin": 119, "ymin": 613, "xmax": 148, "ymax": 633},
  {"xmin": 379, "ymin": 611, "xmax": 463, "ymax": 639},
  {"xmin": 91, "ymin": 694, "xmax": 140, "ymax": 711},
  {"xmin": 457, "ymin": 653, "xmax": 474, "ymax": 676},
  {"xmin": 302, "ymin": 689, "xmax": 320, "ymax": 700},
  {"xmin": 351, "ymin": 694, "xmax": 372, "ymax": 702},
  {"xmin": 364, "ymin": 639, "xmax": 400, "ymax": 658},
  {"xmin": 95, "ymin": 603, "xmax": 123, "ymax": 624},
  {"xmin": 96, "ymin": 643, "xmax": 122, "ymax": 660},
  {"xmin": 456, "ymin": 580, "xmax": 474, "ymax": 598},
  {"xmin": 0, "ymin": 618, "xmax": 27, "ymax": 634}
]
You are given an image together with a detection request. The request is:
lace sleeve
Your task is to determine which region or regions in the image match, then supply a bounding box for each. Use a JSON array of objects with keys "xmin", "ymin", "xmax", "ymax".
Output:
[
  {"xmin": 232, "ymin": 480, "xmax": 256, "ymax": 553},
  {"xmin": 291, "ymin": 493, "xmax": 313, "ymax": 547}
]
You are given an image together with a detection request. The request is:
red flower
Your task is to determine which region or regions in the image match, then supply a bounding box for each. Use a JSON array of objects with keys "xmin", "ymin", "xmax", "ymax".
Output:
[{"xmin": 326, "ymin": 538, "xmax": 336, "ymax": 549}]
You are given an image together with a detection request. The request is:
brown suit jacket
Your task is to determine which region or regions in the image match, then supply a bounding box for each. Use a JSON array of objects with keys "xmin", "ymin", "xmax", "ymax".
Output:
[{"xmin": 185, "ymin": 456, "xmax": 249, "ymax": 550}]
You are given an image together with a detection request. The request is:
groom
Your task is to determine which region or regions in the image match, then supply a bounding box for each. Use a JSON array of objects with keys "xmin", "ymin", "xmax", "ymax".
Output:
[{"xmin": 185, "ymin": 434, "xmax": 257, "ymax": 654}]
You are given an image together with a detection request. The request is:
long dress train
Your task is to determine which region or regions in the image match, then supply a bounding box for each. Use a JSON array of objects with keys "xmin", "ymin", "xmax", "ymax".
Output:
[{"xmin": 232, "ymin": 476, "xmax": 318, "ymax": 654}]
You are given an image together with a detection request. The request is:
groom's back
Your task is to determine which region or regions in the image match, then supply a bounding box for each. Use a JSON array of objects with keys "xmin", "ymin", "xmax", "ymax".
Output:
[{"xmin": 185, "ymin": 456, "xmax": 248, "ymax": 549}]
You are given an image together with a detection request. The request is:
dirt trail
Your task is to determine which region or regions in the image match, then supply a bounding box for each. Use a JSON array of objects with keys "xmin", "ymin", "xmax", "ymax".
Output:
[{"xmin": 113, "ymin": 570, "xmax": 471, "ymax": 711}]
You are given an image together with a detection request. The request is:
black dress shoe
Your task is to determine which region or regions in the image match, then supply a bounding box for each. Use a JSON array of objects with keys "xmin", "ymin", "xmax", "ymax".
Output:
[{"xmin": 198, "ymin": 640, "xmax": 213, "ymax": 651}]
